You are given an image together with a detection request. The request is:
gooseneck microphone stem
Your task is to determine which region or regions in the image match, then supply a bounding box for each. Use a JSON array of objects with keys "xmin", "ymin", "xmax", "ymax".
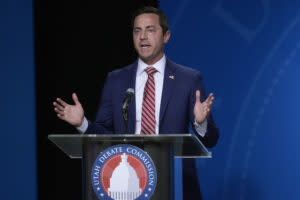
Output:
[
  {"xmin": 122, "ymin": 109, "xmax": 128, "ymax": 134},
  {"xmin": 124, "ymin": 115, "xmax": 128, "ymax": 135},
  {"xmin": 122, "ymin": 88, "xmax": 134, "ymax": 134}
]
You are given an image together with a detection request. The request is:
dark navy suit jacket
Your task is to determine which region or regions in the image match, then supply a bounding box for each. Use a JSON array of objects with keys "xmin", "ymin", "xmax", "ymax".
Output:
[
  {"xmin": 86, "ymin": 58, "xmax": 219, "ymax": 148},
  {"xmin": 86, "ymin": 58, "xmax": 219, "ymax": 199}
]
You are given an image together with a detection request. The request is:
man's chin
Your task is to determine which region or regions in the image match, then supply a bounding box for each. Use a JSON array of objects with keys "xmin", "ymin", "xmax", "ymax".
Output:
[
  {"xmin": 139, "ymin": 55, "xmax": 153, "ymax": 62},
  {"xmin": 138, "ymin": 51, "xmax": 152, "ymax": 58},
  {"xmin": 139, "ymin": 53, "xmax": 164, "ymax": 65}
]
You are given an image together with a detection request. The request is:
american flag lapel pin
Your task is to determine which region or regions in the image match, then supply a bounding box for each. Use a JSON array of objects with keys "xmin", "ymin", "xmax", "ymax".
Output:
[{"xmin": 169, "ymin": 75, "xmax": 174, "ymax": 79}]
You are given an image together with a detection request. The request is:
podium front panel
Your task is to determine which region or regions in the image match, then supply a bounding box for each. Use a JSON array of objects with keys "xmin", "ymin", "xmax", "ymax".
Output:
[{"xmin": 82, "ymin": 142, "xmax": 173, "ymax": 200}]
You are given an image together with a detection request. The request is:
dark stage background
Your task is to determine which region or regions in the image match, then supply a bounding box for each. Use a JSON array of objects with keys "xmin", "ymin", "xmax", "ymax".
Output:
[{"xmin": 35, "ymin": 1, "xmax": 157, "ymax": 199}]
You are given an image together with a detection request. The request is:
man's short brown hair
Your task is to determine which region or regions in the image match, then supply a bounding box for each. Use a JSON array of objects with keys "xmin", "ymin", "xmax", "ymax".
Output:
[{"xmin": 132, "ymin": 6, "xmax": 169, "ymax": 35}]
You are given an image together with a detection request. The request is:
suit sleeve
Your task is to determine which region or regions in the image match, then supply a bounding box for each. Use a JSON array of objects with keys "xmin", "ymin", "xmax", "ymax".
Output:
[
  {"xmin": 189, "ymin": 72, "xmax": 219, "ymax": 148},
  {"xmin": 85, "ymin": 72, "xmax": 114, "ymax": 134}
]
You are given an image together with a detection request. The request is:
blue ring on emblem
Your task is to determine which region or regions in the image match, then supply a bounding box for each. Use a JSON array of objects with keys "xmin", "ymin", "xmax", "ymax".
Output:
[{"xmin": 91, "ymin": 144, "xmax": 157, "ymax": 200}]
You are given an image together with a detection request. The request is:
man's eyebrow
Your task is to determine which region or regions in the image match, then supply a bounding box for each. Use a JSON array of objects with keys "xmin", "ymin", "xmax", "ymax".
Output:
[
  {"xmin": 145, "ymin": 25, "xmax": 155, "ymax": 29},
  {"xmin": 133, "ymin": 25, "xmax": 156, "ymax": 30}
]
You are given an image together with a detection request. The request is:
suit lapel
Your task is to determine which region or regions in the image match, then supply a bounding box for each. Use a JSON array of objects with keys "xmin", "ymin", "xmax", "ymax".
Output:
[
  {"xmin": 159, "ymin": 59, "xmax": 177, "ymax": 122},
  {"xmin": 127, "ymin": 61, "xmax": 138, "ymax": 134}
]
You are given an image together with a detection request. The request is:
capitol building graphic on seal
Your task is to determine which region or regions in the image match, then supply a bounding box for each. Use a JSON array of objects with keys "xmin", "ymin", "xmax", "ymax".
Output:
[
  {"xmin": 92, "ymin": 145, "xmax": 157, "ymax": 200},
  {"xmin": 108, "ymin": 153, "xmax": 142, "ymax": 200}
]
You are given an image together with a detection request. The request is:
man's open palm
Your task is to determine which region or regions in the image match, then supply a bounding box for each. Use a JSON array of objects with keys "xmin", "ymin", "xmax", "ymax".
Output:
[
  {"xmin": 53, "ymin": 93, "xmax": 84, "ymax": 127},
  {"xmin": 194, "ymin": 90, "xmax": 214, "ymax": 124}
]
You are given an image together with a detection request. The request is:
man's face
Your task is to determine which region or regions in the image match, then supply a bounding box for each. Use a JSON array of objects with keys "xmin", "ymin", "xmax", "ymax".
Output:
[{"xmin": 133, "ymin": 13, "xmax": 170, "ymax": 65}]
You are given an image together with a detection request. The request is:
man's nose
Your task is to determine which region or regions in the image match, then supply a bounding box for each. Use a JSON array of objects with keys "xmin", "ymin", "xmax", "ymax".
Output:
[{"xmin": 140, "ymin": 30, "xmax": 148, "ymax": 40}]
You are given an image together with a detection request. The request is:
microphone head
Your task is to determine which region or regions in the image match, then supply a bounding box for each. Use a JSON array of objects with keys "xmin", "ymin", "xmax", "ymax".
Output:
[
  {"xmin": 122, "ymin": 88, "xmax": 135, "ymax": 111},
  {"xmin": 126, "ymin": 88, "xmax": 134, "ymax": 96}
]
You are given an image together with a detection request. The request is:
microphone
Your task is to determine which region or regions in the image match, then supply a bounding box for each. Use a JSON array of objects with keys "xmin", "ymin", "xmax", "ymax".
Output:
[
  {"xmin": 122, "ymin": 88, "xmax": 134, "ymax": 134},
  {"xmin": 122, "ymin": 88, "xmax": 134, "ymax": 111}
]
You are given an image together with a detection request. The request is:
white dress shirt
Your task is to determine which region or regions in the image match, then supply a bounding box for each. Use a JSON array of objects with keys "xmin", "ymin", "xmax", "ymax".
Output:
[
  {"xmin": 135, "ymin": 56, "xmax": 165, "ymax": 134},
  {"xmin": 77, "ymin": 55, "xmax": 207, "ymax": 136}
]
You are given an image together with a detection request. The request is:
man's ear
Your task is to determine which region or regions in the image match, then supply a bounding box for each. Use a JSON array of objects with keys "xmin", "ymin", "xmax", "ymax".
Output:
[{"xmin": 163, "ymin": 30, "xmax": 170, "ymax": 44}]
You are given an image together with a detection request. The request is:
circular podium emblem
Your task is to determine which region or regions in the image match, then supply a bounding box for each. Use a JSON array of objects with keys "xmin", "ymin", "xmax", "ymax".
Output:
[{"xmin": 91, "ymin": 144, "xmax": 157, "ymax": 200}]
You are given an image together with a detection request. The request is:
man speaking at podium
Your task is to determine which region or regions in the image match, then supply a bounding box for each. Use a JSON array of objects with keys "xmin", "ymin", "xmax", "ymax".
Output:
[{"xmin": 53, "ymin": 6, "xmax": 219, "ymax": 199}]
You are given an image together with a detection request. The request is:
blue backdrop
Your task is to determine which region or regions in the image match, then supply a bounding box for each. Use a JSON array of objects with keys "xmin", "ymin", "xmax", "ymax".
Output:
[
  {"xmin": 0, "ymin": 0, "xmax": 36, "ymax": 199},
  {"xmin": 161, "ymin": 0, "xmax": 300, "ymax": 200}
]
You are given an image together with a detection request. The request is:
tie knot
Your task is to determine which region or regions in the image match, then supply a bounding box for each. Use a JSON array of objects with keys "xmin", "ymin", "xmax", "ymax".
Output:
[{"xmin": 145, "ymin": 66, "xmax": 157, "ymax": 76}]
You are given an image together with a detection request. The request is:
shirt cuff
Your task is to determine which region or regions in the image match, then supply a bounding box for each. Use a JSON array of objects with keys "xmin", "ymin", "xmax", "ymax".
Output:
[
  {"xmin": 76, "ymin": 117, "xmax": 88, "ymax": 134},
  {"xmin": 193, "ymin": 118, "xmax": 207, "ymax": 137}
]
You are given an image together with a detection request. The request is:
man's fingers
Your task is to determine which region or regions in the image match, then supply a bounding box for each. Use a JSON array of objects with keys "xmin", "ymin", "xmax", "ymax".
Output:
[
  {"xmin": 56, "ymin": 98, "xmax": 68, "ymax": 107},
  {"xmin": 203, "ymin": 93, "xmax": 214, "ymax": 111},
  {"xmin": 57, "ymin": 113, "xmax": 65, "ymax": 120},
  {"xmin": 208, "ymin": 98, "xmax": 213, "ymax": 108},
  {"xmin": 195, "ymin": 90, "xmax": 201, "ymax": 103},
  {"xmin": 53, "ymin": 102, "xmax": 64, "ymax": 111},
  {"xmin": 206, "ymin": 93, "xmax": 214, "ymax": 101},
  {"xmin": 205, "ymin": 93, "xmax": 214, "ymax": 104},
  {"xmin": 72, "ymin": 93, "xmax": 80, "ymax": 105},
  {"xmin": 203, "ymin": 103, "xmax": 211, "ymax": 112},
  {"xmin": 54, "ymin": 107, "xmax": 64, "ymax": 115}
]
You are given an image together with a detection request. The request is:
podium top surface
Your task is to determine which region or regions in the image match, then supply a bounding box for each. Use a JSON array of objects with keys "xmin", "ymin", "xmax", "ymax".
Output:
[{"xmin": 48, "ymin": 134, "xmax": 211, "ymax": 159}]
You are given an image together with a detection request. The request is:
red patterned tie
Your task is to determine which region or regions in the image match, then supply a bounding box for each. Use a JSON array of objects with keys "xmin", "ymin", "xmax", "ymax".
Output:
[{"xmin": 141, "ymin": 67, "xmax": 157, "ymax": 135}]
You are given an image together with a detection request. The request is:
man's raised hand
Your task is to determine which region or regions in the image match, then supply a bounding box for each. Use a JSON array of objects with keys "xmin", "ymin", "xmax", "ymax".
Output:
[
  {"xmin": 53, "ymin": 93, "xmax": 84, "ymax": 127},
  {"xmin": 193, "ymin": 90, "xmax": 214, "ymax": 124}
]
